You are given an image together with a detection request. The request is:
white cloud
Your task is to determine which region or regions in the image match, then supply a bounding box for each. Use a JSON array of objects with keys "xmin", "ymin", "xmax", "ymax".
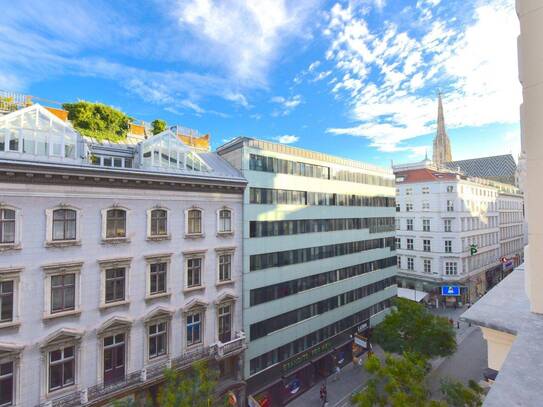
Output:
[
  {"xmin": 324, "ymin": 0, "xmax": 521, "ymax": 152},
  {"xmin": 175, "ymin": 0, "xmax": 317, "ymax": 86},
  {"xmin": 274, "ymin": 135, "xmax": 300, "ymax": 144},
  {"xmin": 271, "ymin": 94, "xmax": 303, "ymax": 116}
]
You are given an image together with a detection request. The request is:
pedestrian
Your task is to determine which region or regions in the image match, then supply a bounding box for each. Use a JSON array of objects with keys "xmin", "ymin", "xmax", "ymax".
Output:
[
  {"xmin": 332, "ymin": 366, "xmax": 340, "ymax": 382},
  {"xmin": 320, "ymin": 383, "xmax": 327, "ymax": 405},
  {"xmin": 456, "ymin": 321, "xmax": 460, "ymax": 329}
]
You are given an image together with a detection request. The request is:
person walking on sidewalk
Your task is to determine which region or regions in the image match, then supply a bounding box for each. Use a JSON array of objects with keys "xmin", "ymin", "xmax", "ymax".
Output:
[{"xmin": 320, "ymin": 383, "xmax": 327, "ymax": 406}]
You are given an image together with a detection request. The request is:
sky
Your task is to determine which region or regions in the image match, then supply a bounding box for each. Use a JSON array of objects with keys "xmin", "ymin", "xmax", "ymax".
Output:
[{"xmin": 0, "ymin": 0, "xmax": 522, "ymax": 167}]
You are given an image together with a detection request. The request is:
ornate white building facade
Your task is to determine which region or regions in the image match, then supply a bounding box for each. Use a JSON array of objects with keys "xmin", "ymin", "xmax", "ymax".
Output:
[{"xmin": 0, "ymin": 105, "xmax": 247, "ymax": 407}]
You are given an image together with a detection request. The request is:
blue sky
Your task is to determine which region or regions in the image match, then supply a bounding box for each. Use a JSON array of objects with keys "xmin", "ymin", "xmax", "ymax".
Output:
[{"xmin": 0, "ymin": 0, "xmax": 521, "ymax": 167}]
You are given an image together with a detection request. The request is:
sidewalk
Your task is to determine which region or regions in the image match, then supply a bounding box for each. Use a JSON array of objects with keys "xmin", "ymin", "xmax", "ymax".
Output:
[{"xmin": 286, "ymin": 346, "xmax": 385, "ymax": 407}]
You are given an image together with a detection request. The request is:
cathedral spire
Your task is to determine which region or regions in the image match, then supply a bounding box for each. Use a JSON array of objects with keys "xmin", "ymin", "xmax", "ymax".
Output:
[{"xmin": 432, "ymin": 92, "xmax": 452, "ymax": 166}]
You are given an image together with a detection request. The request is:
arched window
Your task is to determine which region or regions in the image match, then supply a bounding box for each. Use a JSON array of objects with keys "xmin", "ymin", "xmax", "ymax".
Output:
[
  {"xmin": 187, "ymin": 209, "xmax": 202, "ymax": 235},
  {"xmin": 218, "ymin": 209, "xmax": 232, "ymax": 233},
  {"xmin": 150, "ymin": 209, "xmax": 168, "ymax": 236},
  {"xmin": 0, "ymin": 208, "xmax": 15, "ymax": 244},
  {"xmin": 52, "ymin": 209, "xmax": 77, "ymax": 241},
  {"xmin": 106, "ymin": 209, "xmax": 126, "ymax": 238}
]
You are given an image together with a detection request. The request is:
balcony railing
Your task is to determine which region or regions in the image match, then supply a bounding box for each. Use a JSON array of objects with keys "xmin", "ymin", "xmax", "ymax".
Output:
[{"xmin": 37, "ymin": 334, "xmax": 245, "ymax": 407}]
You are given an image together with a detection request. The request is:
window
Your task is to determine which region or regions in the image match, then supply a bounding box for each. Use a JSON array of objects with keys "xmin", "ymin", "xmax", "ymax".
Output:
[
  {"xmin": 106, "ymin": 209, "xmax": 126, "ymax": 238},
  {"xmin": 105, "ymin": 268, "xmax": 125, "ymax": 303},
  {"xmin": 444, "ymin": 219, "xmax": 452, "ymax": 232},
  {"xmin": 395, "ymin": 218, "xmax": 400, "ymax": 230},
  {"xmin": 186, "ymin": 312, "xmax": 202, "ymax": 346},
  {"xmin": 407, "ymin": 257, "xmax": 414, "ymax": 270},
  {"xmin": 0, "ymin": 361, "xmax": 14, "ymax": 406},
  {"xmin": 423, "ymin": 219, "xmax": 430, "ymax": 232},
  {"xmin": 406, "ymin": 203, "xmax": 413, "ymax": 212},
  {"xmin": 447, "ymin": 200, "xmax": 454, "ymax": 212},
  {"xmin": 150, "ymin": 262, "xmax": 167, "ymax": 295},
  {"xmin": 395, "ymin": 238, "xmax": 401, "ymax": 250},
  {"xmin": 103, "ymin": 333, "xmax": 126, "ymax": 385},
  {"xmin": 218, "ymin": 254, "xmax": 232, "ymax": 282},
  {"xmin": 0, "ymin": 209, "xmax": 15, "ymax": 244},
  {"xmin": 422, "ymin": 201, "xmax": 430, "ymax": 210},
  {"xmin": 396, "ymin": 203, "xmax": 400, "ymax": 212},
  {"xmin": 51, "ymin": 274, "xmax": 75, "ymax": 314},
  {"xmin": 422, "ymin": 187, "xmax": 430, "ymax": 194},
  {"xmin": 0, "ymin": 281, "xmax": 13, "ymax": 323},
  {"xmin": 218, "ymin": 209, "xmax": 232, "ymax": 233},
  {"xmin": 406, "ymin": 219, "xmax": 413, "ymax": 231},
  {"xmin": 218, "ymin": 304, "xmax": 232, "ymax": 343},
  {"xmin": 445, "ymin": 262, "xmax": 457, "ymax": 275},
  {"xmin": 407, "ymin": 238, "xmax": 413, "ymax": 250},
  {"xmin": 187, "ymin": 209, "xmax": 202, "ymax": 235},
  {"xmin": 405, "ymin": 188, "xmax": 413, "ymax": 195},
  {"xmin": 186, "ymin": 258, "xmax": 202, "ymax": 288},
  {"xmin": 423, "ymin": 239, "xmax": 431, "ymax": 252},
  {"xmin": 150, "ymin": 209, "xmax": 167, "ymax": 237},
  {"xmin": 48, "ymin": 346, "xmax": 75, "ymax": 392},
  {"xmin": 424, "ymin": 259, "xmax": 431, "ymax": 273},
  {"xmin": 148, "ymin": 322, "xmax": 168, "ymax": 359},
  {"xmin": 52, "ymin": 209, "xmax": 76, "ymax": 241},
  {"xmin": 447, "ymin": 185, "xmax": 454, "ymax": 193},
  {"xmin": 445, "ymin": 240, "xmax": 452, "ymax": 253}
]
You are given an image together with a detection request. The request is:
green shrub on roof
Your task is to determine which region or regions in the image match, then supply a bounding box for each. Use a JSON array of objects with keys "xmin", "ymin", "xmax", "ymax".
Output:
[{"xmin": 62, "ymin": 101, "xmax": 133, "ymax": 142}]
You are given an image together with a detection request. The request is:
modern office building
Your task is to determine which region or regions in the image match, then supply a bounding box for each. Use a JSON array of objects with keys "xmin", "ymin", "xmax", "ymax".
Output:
[
  {"xmin": 394, "ymin": 159, "xmax": 523, "ymax": 306},
  {"xmin": 462, "ymin": 2, "xmax": 543, "ymax": 404},
  {"xmin": 217, "ymin": 138, "xmax": 397, "ymax": 406},
  {"xmin": 0, "ymin": 104, "xmax": 247, "ymax": 407}
]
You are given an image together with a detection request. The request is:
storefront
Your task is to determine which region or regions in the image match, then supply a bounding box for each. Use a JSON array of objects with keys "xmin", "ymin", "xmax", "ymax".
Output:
[{"xmin": 247, "ymin": 322, "xmax": 369, "ymax": 406}]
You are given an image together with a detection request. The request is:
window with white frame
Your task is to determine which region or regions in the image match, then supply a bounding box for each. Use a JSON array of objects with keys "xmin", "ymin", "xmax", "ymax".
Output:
[
  {"xmin": 395, "ymin": 238, "xmax": 401, "ymax": 249},
  {"xmin": 218, "ymin": 253, "xmax": 232, "ymax": 283},
  {"xmin": 406, "ymin": 219, "xmax": 413, "ymax": 231},
  {"xmin": 447, "ymin": 200, "xmax": 454, "ymax": 212},
  {"xmin": 444, "ymin": 219, "xmax": 452, "ymax": 232},
  {"xmin": 0, "ymin": 281, "xmax": 14, "ymax": 324},
  {"xmin": 218, "ymin": 209, "xmax": 232, "ymax": 234},
  {"xmin": 397, "ymin": 256, "xmax": 401, "ymax": 267},
  {"xmin": 422, "ymin": 187, "xmax": 430, "ymax": 194},
  {"xmin": 218, "ymin": 303, "xmax": 232, "ymax": 343},
  {"xmin": 445, "ymin": 262, "xmax": 457, "ymax": 275},
  {"xmin": 396, "ymin": 203, "xmax": 400, "ymax": 212},
  {"xmin": 423, "ymin": 239, "xmax": 431, "ymax": 252},
  {"xmin": 148, "ymin": 321, "xmax": 168, "ymax": 359},
  {"xmin": 406, "ymin": 203, "xmax": 413, "ymax": 212},
  {"xmin": 423, "ymin": 219, "xmax": 430, "ymax": 232},
  {"xmin": 150, "ymin": 262, "xmax": 167, "ymax": 295},
  {"xmin": 50, "ymin": 274, "xmax": 75, "ymax": 314},
  {"xmin": 43, "ymin": 262, "xmax": 82, "ymax": 318},
  {"xmin": 407, "ymin": 257, "xmax": 414, "ymax": 270},
  {"xmin": 0, "ymin": 208, "xmax": 15, "ymax": 244},
  {"xmin": 395, "ymin": 218, "xmax": 400, "ymax": 230},
  {"xmin": 187, "ymin": 209, "xmax": 202, "ymax": 235},
  {"xmin": 186, "ymin": 312, "xmax": 203, "ymax": 346},
  {"xmin": 149, "ymin": 209, "xmax": 168, "ymax": 237},
  {"xmin": 186, "ymin": 258, "xmax": 202, "ymax": 288},
  {"xmin": 407, "ymin": 238, "xmax": 413, "ymax": 250},
  {"xmin": 422, "ymin": 201, "xmax": 430, "ymax": 211},
  {"xmin": 106, "ymin": 209, "xmax": 127, "ymax": 239},
  {"xmin": 445, "ymin": 240, "xmax": 452, "ymax": 253},
  {"xmin": 52, "ymin": 209, "xmax": 77, "ymax": 241},
  {"xmin": 423, "ymin": 259, "xmax": 431, "ymax": 273},
  {"xmin": 105, "ymin": 268, "xmax": 126, "ymax": 304},
  {"xmin": 447, "ymin": 185, "xmax": 454, "ymax": 193},
  {"xmin": 405, "ymin": 188, "xmax": 412, "ymax": 195},
  {"xmin": 48, "ymin": 345, "xmax": 75, "ymax": 392},
  {"xmin": 0, "ymin": 360, "xmax": 15, "ymax": 406}
]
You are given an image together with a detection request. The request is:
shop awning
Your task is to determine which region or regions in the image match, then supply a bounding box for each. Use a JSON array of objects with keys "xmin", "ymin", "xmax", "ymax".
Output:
[{"xmin": 397, "ymin": 287, "xmax": 429, "ymax": 302}]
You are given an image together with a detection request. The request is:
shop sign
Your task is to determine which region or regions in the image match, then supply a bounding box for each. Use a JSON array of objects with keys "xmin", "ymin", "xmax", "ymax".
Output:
[
  {"xmin": 281, "ymin": 341, "xmax": 332, "ymax": 373},
  {"xmin": 441, "ymin": 285, "xmax": 460, "ymax": 296},
  {"xmin": 357, "ymin": 322, "xmax": 369, "ymax": 332},
  {"xmin": 354, "ymin": 336, "xmax": 367, "ymax": 348},
  {"xmin": 285, "ymin": 377, "xmax": 301, "ymax": 394}
]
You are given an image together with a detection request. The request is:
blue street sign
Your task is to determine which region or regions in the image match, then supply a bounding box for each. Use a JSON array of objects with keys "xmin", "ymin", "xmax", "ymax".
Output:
[{"xmin": 441, "ymin": 285, "xmax": 460, "ymax": 296}]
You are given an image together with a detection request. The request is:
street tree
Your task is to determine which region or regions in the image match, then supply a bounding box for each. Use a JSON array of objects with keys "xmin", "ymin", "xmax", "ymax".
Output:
[
  {"xmin": 157, "ymin": 360, "xmax": 219, "ymax": 407},
  {"xmin": 372, "ymin": 298, "xmax": 456, "ymax": 359},
  {"xmin": 440, "ymin": 379, "xmax": 484, "ymax": 407}
]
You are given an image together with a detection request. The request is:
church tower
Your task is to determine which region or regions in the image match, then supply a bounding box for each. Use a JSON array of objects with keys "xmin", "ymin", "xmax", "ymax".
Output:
[{"xmin": 432, "ymin": 93, "xmax": 452, "ymax": 165}]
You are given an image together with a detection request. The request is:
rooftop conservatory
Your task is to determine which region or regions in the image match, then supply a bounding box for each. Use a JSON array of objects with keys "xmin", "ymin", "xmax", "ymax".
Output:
[
  {"xmin": 0, "ymin": 104, "xmax": 81, "ymax": 161},
  {"xmin": 140, "ymin": 130, "xmax": 210, "ymax": 172}
]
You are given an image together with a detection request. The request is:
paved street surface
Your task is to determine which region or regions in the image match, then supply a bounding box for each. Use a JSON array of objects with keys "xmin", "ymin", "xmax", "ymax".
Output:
[{"xmin": 286, "ymin": 305, "xmax": 487, "ymax": 407}]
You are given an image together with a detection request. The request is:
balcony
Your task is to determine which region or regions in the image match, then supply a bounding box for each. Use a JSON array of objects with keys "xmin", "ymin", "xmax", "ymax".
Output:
[
  {"xmin": 38, "ymin": 345, "xmax": 215, "ymax": 407},
  {"xmin": 213, "ymin": 331, "xmax": 247, "ymax": 359}
]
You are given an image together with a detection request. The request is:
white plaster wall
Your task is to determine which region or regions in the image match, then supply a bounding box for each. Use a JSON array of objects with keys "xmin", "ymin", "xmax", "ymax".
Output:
[{"xmin": 0, "ymin": 182, "xmax": 243, "ymax": 406}]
